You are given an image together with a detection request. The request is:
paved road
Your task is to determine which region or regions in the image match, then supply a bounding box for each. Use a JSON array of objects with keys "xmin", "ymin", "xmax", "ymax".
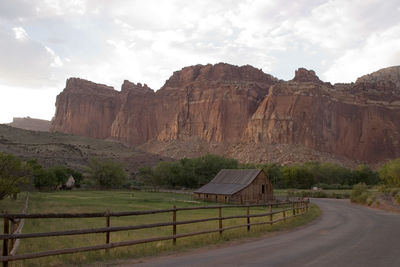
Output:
[{"xmin": 127, "ymin": 199, "xmax": 400, "ymax": 267}]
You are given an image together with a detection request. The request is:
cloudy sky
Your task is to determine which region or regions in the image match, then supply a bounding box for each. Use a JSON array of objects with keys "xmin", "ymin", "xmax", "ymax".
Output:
[{"xmin": 0, "ymin": 0, "xmax": 400, "ymax": 123}]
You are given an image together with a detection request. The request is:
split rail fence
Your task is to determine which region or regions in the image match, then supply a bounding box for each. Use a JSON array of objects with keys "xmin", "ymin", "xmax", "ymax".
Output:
[{"xmin": 1, "ymin": 199, "xmax": 309, "ymax": 266}]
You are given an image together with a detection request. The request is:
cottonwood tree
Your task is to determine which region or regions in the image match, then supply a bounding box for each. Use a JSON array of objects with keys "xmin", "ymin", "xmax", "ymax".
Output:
[
  {"xmin": 0, "ymin": 152, "xmax": 32, "ymax": 200},
  {"xmin": 87, "ymin": 159, "xmax": 128, "ymax": 189}
]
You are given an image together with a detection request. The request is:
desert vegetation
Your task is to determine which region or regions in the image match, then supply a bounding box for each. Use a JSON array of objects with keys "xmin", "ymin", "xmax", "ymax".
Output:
[{"xmin": 348, "ymin": 158, "xmax": 400, "ymax": 208}]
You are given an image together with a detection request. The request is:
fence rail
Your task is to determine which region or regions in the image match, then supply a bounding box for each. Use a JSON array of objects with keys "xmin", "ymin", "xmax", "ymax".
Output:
[{"xmin": 1, "ymin": 199, "xmax": 309, "ymax": 266}]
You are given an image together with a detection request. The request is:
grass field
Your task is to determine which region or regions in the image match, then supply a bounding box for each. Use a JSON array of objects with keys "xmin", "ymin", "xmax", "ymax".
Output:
[
  {"xmin": 0, "ymin": 191, "xmax": 320, "ymax": 267},
  {"xmin": 274, "ymin": 188, "xmax": 353, "ymax": 199}
]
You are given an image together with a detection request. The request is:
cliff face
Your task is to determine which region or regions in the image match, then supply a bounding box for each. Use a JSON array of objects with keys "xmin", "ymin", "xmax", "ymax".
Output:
[
  {"xmin": 109, "ymin": 63, "xmax": 277, "ymax": 144},
  {"xmin": 51, "ymin": 78, "xmax": 121, "ymax": 139},
  {"xmin": 51, "ymin": 63, "xmax": 400, "ymax": 163},
  {"xmin": 244, "ymin": 67, "xmax": 400, "ymax": 162}
]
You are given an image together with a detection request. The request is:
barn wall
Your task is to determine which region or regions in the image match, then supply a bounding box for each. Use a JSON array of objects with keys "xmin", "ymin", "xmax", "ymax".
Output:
[
  {"xmin": 193, "ymin": 193, "xmax": 230, "ymax": 203},
  {"xmin": 230, "ymin": 172, "xmax": 273, "ymax": 204},
  {"xmin": 193, "ymin": 170, "xmax": 273, "ymax": 204}
]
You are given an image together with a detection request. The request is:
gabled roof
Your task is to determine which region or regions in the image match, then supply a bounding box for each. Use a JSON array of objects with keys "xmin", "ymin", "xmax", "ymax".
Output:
[{"xmin": 194, "ymin": 169, "xmax": 262, "ymax": 195}]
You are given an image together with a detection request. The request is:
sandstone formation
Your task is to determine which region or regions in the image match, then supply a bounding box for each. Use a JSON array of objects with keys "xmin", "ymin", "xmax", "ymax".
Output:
[
  {"xmin": 245, "ymin": 67, "xmax": 400, "ymax": 162},
  {"xmin": 8, "ymin": 117, "xmax": 51, "ymax": 132},
  {"xmin": 51, "ymin": 78, "xmax": 121, "ymax": 139},
  {"xmin": 50, "ymin": 63, "xmax": 400, "ymax": 164}
]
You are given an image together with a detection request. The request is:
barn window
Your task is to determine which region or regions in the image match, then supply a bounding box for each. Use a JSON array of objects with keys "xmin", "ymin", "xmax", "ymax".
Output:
[{"xmin": 262, "ymin": 184, "xmax": 265, "ymax": 194}]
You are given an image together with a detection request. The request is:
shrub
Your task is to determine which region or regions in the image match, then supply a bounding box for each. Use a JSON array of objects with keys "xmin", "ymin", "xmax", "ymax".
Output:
[
  {"xmin": 379, "ymin": 158, "xmax": 400, "ymax": 187},
  {"xmin": 395, "ymin": 192, "xmax": 400, "ymax": 204},
  {"xmin": 350, "ymin": 183, "xmax": 369, "ymax": 204}
]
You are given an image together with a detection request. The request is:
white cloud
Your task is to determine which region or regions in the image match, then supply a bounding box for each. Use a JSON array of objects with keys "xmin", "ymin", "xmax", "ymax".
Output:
[
  {"xmin": 323, "ymin": 24, "xmax": 400, "ymax": 83},
  {"xmin": 12, "ymin": 26, "xmax": 28, "ymax": 40},
  {"xmin": 1, "ymin": 0, "xmax": 400, "ymax": 122},
  {"xmin": 0, "ymin": 27, "xmax": 62, "ymax": 88},
  {"xmin": 45, "ymin": 46, "xmax": 63, "ymax": 67}
]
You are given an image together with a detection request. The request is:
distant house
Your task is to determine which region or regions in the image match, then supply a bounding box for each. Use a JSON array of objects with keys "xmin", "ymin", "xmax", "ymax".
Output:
[{"xmin": 193, "ymin": 169, "xmax": 273, "ymax": 204}]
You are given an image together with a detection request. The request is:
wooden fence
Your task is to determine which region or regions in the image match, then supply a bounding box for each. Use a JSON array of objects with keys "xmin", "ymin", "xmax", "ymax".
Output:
[{"xmin": 0, "ymin": 199, "xmax": 309, "ymax": 266}]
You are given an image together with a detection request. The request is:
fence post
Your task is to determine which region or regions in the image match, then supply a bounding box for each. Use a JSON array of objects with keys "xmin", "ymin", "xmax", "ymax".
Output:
[
  {"xmin": 173, "ymin": 205, "xmax": 177, "ymax": 245},
  {"xmin": 292, "ymin": 202, "xmax": 295, "ymax": 216},
  {"xmin": 306, "ymin": 199, "xmax": 309, "ymax": 212},
  {"xmin": 283, "ymin": 208, "xmax": 286, "ymax": 222},
  {"xmin": 269, "ymin": 204, "xmax": 273, "ymax": 225},
  {"xmin": 246, "ymin": 205, "xmax": 250, "ymax": 231},
  {"xmin": 105, "ymin": 209, "xmax": 110, "ymax": 252},
  {"xmin": 218, "ymin": 207, "xmax": 222, "ymax": 235},
  {"xmin": 3, "ymin": 211, "xmax": 9, "ymax": 267},
  {"xmin": 9, "ymin": 219, "xmax": 16, "ymax": 254}
]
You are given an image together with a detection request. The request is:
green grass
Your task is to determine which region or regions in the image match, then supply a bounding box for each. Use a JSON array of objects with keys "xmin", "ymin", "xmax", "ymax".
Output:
[
  {"xmin": 275, "ymin": 188, "xmax": 353, "ymax": 199},
  {"xmin": 0, "ymin": 191, "xmax": 320, "ymax": 267}
]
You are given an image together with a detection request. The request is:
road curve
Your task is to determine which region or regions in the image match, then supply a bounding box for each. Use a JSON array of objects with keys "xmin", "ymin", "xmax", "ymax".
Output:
[{"xmin": 126, "ymin": 199, "xmax": 400, "ymax": 267}]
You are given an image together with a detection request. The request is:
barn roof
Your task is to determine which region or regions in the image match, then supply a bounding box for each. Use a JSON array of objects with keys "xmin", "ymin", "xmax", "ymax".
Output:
[{"xmin": 194, "ymin": 169, "xmax": 262, "ymax": 195}]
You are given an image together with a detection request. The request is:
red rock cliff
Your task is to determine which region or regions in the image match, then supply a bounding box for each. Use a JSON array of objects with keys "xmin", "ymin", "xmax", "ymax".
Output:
[
  {"xmin": 51, "ymin": 64, "xmax": 400, "ymax": 163},
  {"xmin": 51, "ymin": 78, "xmax": 121, "ymax": 139},
  {"xmin": 244, "ymin": 67, "xmax": 400, "ymax": 162},
  {"xmin": 109, "ymin": 63, "xmax": 278, "ymax": 144}
]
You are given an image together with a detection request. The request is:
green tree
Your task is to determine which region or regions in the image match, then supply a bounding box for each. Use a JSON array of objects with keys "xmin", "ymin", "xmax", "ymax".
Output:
[
  {"xmin": 282, "ymin": 165, "xmax": 315, "ymax": 189},
  {"xmin": 153, "ymin": 161, "xmax": 184, "ymax": 188},
  {"xmin": 49, "ymin": 166, "xmax": 70, "ymax": 186},
  {"xmin": 262, "ymin": 163, "xmax": 283, "ymax": 188},
  {"xmin": 353, "ymin": 164, "xmax": 379, "ymax": 185},
  {"xmin": 87, "ymin": 159, "xmax": 128, "ymax": 189},
  {"xmin": 379, "ymin": 158, "xmax": 400, "ymax": 187},
  {"xmin": 193, "ymin": 154, "xmax": 239, "ymax": 186},
  {"xmin": 32, "ymin": 168, "xmax": 58, "ymax": 190},
  {"xmin": 0, "ymin": 152, "xmax": 32, "ymax": 200}
]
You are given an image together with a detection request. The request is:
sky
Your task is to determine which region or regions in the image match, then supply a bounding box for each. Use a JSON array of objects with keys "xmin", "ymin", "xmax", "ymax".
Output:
[{"xmin": 0, "ymin": 0, "xmax": 400, "ymax": 123}]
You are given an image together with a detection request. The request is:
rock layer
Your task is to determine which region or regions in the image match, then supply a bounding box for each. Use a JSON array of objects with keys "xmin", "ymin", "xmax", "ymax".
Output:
[{"xmin": 50, "ymin": 64, "xmax": 400, "ymax": 163}]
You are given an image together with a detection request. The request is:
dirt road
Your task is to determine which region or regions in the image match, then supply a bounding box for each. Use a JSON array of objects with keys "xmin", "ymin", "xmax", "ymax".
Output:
[{"xmin": 125, "ymin": 199, "xmax": 400, "ymax": 267}]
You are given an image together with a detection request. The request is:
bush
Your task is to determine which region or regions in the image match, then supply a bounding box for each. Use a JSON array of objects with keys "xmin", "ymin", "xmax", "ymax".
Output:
[
  {"xmin": 350, "ymin": 183, "xmax": 369, "ymax": 204},
  {"xmin": 379, "ymin": 158, "xmax": 400, "ymax": 187},
  {"xmin": 395, "ymin": 192, "xmax": 400, "ymax": 204},
  {"xmin": 87, "ymin": 159, "xmax": 128, "ymax": 189}
]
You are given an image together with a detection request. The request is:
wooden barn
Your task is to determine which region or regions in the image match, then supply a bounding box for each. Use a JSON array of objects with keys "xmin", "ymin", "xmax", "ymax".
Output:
[{"xmin": 193, "ymin": 169, "xmax": 273, "ymax": 204}]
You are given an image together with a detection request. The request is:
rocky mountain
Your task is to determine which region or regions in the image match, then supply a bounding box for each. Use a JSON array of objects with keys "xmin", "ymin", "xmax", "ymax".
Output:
[
  {"xmin": 50, "ymin": 63, "xmax": 400, "ymax": 165},
  {"xmin": 8, "ymin": 117, "xmax": 51, "ymax": 132}
]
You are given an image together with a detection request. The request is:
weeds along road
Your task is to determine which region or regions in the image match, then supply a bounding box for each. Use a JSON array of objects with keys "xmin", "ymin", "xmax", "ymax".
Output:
[{"xmin": 129, "ymin": 199, "xmax": 400, "ymax": 267}]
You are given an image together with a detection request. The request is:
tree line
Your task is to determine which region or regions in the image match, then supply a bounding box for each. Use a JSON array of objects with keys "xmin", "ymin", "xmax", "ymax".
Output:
[
  {"xmin": 137, "ymin": 155, "xmax": 384, "ymax": 189},
  {"xmin": 0, "ymin": 152, "xmax": 128, "ymax": 200},
  {"xmin": 2, "ymin": 151, "xmax": 400, "ymax": 200}
]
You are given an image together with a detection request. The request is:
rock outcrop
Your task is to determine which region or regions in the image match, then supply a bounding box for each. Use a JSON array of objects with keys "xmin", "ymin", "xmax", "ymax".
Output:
[
  {"xmin": 50, "ymin": 63, "xmax": 400, "ymax": 164},
  {"xmin": 244, "ymin": 68, "xmax": 400, "ymax": 162},
  {"xmin": 51, "ymin": 78, "xmax": 121, "ymax": 139},
  {"xmin": 8, "ymin": 117, "xmax": 51, "ymax": 132}
]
